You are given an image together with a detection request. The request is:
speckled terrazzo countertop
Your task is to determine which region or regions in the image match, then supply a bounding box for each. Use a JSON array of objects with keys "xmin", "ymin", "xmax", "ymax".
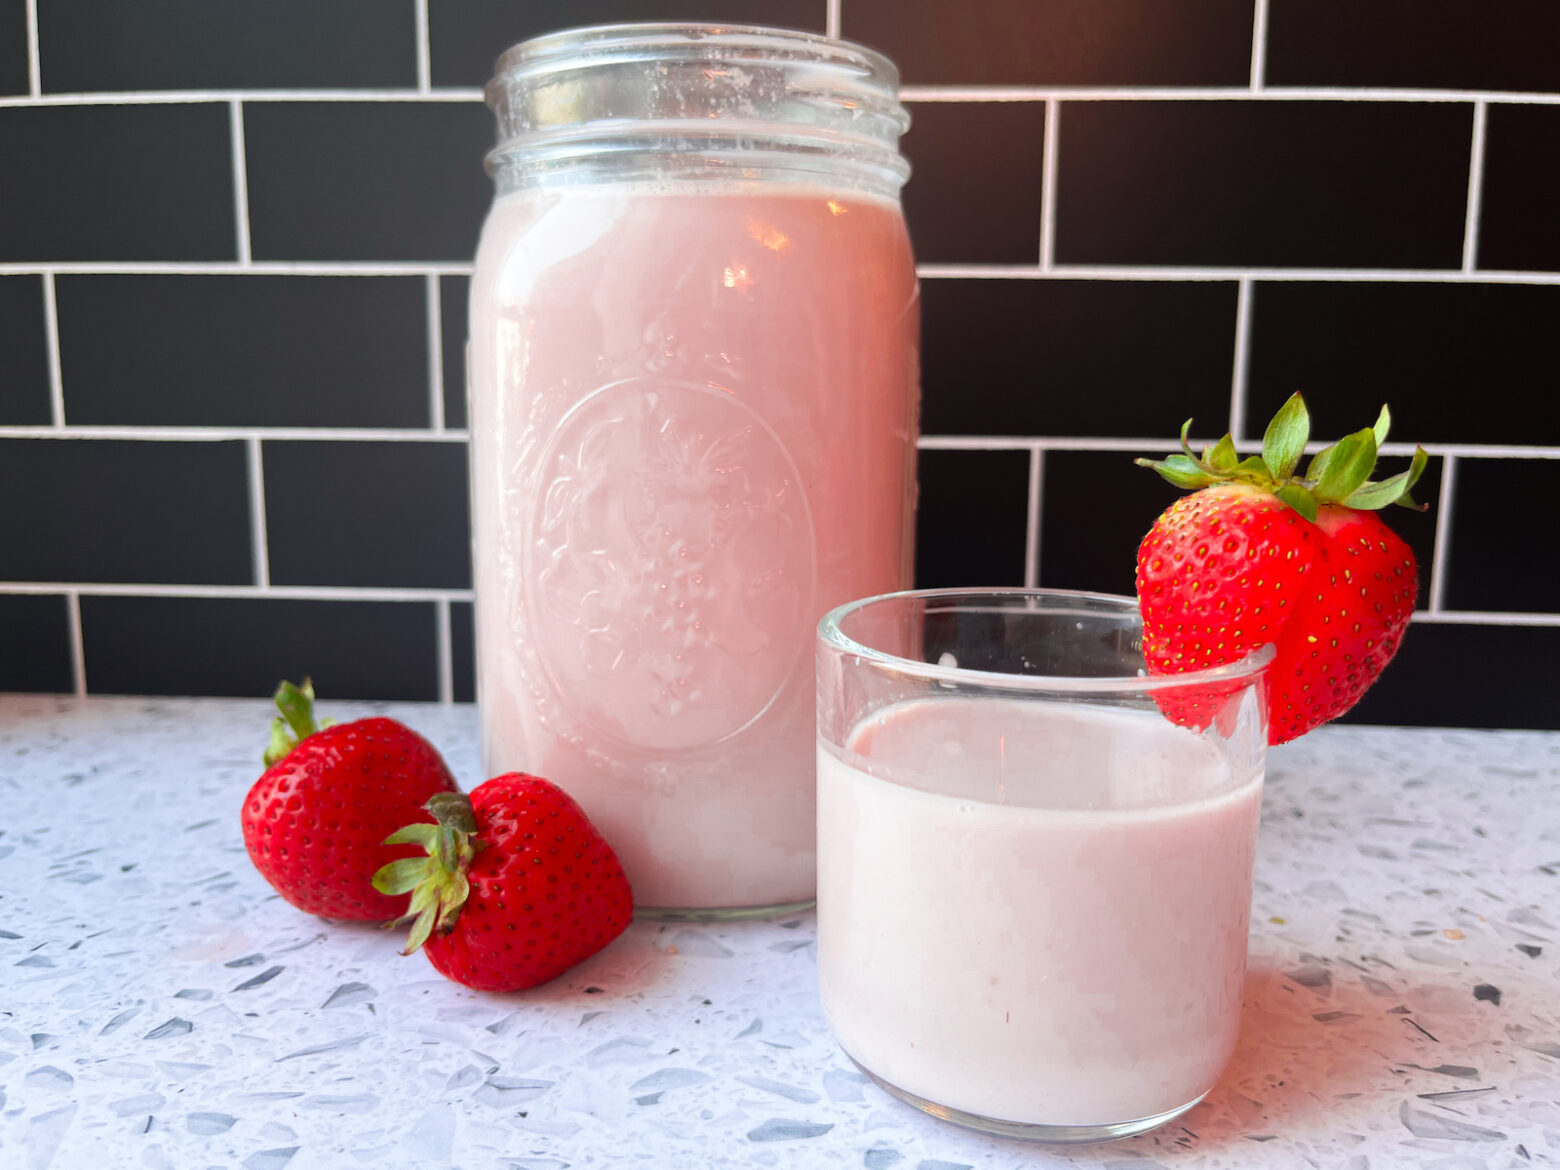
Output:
[{"xmin": 1, "ymin": 696, "xmax": 1557, "ymax": 1170}]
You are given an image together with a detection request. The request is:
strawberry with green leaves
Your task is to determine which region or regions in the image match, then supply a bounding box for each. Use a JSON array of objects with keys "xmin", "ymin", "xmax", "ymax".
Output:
[
  {"xmin": 374, "ymin": 774, "xmax": 634, "ymax": 992},
  {"xmin": 241, "ymin": 680, "xmax": 460, "ymax": 921},
  {"xmin": 1135, "ymin": 393, "xmax": 1427, "ymax": 745}
]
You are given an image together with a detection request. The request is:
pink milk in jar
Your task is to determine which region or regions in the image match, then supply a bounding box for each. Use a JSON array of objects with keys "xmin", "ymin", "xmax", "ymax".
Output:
[{"xmin": 468, "ymin": 26, "xmax": 918, "ymax": 913}]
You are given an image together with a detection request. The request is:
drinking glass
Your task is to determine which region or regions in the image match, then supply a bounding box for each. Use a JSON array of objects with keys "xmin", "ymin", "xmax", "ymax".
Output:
[{"xmin": 815, "ymin": 588, "xmax": 1273, "ymax": 1142}]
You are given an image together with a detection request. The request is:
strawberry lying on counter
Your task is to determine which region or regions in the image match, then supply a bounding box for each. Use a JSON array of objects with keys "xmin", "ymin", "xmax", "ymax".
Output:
[
  {"xmin": 239, "ymin": 680, "xmax": 634, "ymax": 991},
  {"xmin": 241, "ymin": 680, "xmax": 460, "ymax": 920},
  {"xmin": 373, "ymin": 775, "xmax": 634, "ymax": 993},
  {"xmin": 1135, "ymin": 393, "xmax": 1427, "ymax": 744}
]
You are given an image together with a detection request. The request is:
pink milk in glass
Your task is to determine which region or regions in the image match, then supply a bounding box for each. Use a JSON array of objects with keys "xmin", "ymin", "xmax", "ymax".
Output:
[{"xmin": 468, "ymin": 27, "xmax": 918, "ymax": 912}]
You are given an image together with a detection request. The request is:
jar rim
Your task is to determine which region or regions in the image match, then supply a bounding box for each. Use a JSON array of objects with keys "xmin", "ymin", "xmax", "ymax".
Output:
[{"xmin": 487, "ymin": 22, "xmax": 900, "ymax": 99}]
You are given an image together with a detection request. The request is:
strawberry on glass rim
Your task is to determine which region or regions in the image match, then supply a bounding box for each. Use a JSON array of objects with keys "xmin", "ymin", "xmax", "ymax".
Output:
[{"xmin": 1135, "ymin": 393, "xmax": 1428, "ymax": 745}]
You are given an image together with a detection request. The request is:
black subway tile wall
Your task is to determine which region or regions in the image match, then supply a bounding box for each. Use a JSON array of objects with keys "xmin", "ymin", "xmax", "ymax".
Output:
[
  {"xmin": 915, "ymin": 450, "xmax": 1030, "ymax": 589},
  {"xmin": 1266, "ymin": 1, "xmax": 1560, "ymax": 93},
  {"xmin": 37, "ymin": 0, "xmax": 417, "ymax": 92},
  {"xmin": 57, "ymin": 276, "xmax": 430, "ymax": 428},
  {"xmin": 1476, "ymin": 104, "xmax": 1560, "ymax": 272},
  {"xmin": 0, "ymin": 276, "xmax": 50, "ymax": 424},
  {"xmin": 428, "ymin": 1, "xmax": 828, "ymax": 87},
  {"xmin": 845, "ymin": 0, "xmax": 1253, "ymax": 87},
  {"xmin": 262, "ymin": 441, "xmax": 470, "ymax": 590},
  {"xmin": 244, "ymin": 102, "xmax": 492, "ymax": 262},
  {"xmin": 0, "ymin": 2, "xmax": 1554, "ymax": 730},
  {"xmin": 81, "ymin": 597, "xmax": 440, "ymax": 701},
  {"xmin": 0, "ymin": 439, "xmax": 252, "ymax": 585},
  {"xmin": 921, "ymin": 279, "xmax": 1236, "ymax": 436},
  {"xmin": 0, "ymin": 0, "xmax": 27, "ymax": 95},
  {"xmin": 900, "ymin": 101, "xmax": 1047, "ymax": 264},
  {"xmin": 0, "ymin": 594, "xmax": 73, "ymax": 694},
  {"xmin": 1054, "ymin": 101, "xmax": 1472, "ymax": 268},
  {"xmin": 0, "ymin": 103, "xmax": 234, "ymax": 261}
]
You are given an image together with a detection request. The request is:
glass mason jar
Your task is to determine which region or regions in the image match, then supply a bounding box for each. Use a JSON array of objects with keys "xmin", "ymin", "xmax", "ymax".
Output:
[{"xmin": 469, "ymin": 25, "xmax": 919, "ymax": 916}]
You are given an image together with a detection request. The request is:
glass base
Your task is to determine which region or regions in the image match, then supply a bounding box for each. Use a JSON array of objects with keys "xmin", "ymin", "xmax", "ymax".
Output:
[
  {"xmin": 851, "ymin": 1057, "xmax": 1207, "ymax": 1144},
  {"xmin": 634, "ymin": 897, "xmax": 816, "ymax": 923}
]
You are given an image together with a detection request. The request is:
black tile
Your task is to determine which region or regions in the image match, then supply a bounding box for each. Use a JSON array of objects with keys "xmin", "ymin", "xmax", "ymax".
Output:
[
  {"xmin": 1246, "ymin": 282, "xmax": 1560, "ymax": 447},
  {"xmin": 0, "ymin": 439, "xmax": 251, "ymax": 584},
  {"xmin": 1338, "ymin": 621, "xmax": 1560, "ymax": 731},
  {"xmin": 429, "ymin": 0, "xmax": 827, "ymax": 88},
  {"xmin": 0, "ymin": 103, "xmax": 234, "ymax": 262},
  {"xmin": 38, "ymin": 0, "xmax": 415, "ymax": 92},
  {"xmin": 1054, "ymin": 101, "xmax": 1472, "ymax": 268},
  {"xmin": 245, "ymin": 102, "xmax": 492, "ymax": 262},
  {"xmin": 450, "ymin": 600, "xmax": 475, "ymax": 703},
  {"xmin": 845, "ymin": 0, "xmax": 1252, "ymax": 87},
  {"xmin": 902, "ymin": 102, "xmax": 1045, "ymax": 265},
  {"xmin": 915, "ymin": 449, "xmax": 1029, "ymax": 589},
  {"xmin": 0, "ymin": 594, "xmax": 73, "ymax": 694},
  {"xmin": 263, "ymin": 441, "xmax": 471, "ymax": 589},
  {"xmin": 1477, "ymin": 105, "xmax": 1560, "ymax": 273},
  {"xmin": 440, "ymin": 274, "xmax": 469, "ymax": 430},
  {"xmin": 1267, "ymin": 1, "xmax": 1560, "ymax": 93},
  {"xmin": 1445, "ymin": 458, "xmax": 1560, "ymax": 614},
  {"xmin": 81, "ymin": 596, "xmax": 439, "ymax": 700},
  {"xmin": 57, "ymin": 275, "xmax": 429, "ymax": 428},
  {"xmin": 0, "ymin": 276, "xmax": 50, "ymax": 425},
  {"xmin": 921, "ymin": 278, "xmax": 1236, "ymax": 437},
  {"xmin": 0, "ymin": 0, "xmax": 27, "ymax": 95},
  {"xmin": 1037, "ymin": 449, "xmax": 1185, "ymax": 597}
]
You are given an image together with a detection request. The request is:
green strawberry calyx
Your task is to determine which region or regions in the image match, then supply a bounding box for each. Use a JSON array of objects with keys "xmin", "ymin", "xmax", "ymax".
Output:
[
  {"xmin": 262, "ymin": 677, "xmax": 338, "ymax": 766},
  {"xmin": 372, "ymin": 792, "xmax": 485, "ymax": 955},
  {"xmin": 1135, "ymin": 392, "xmax": 1429, "ymax": 523}
]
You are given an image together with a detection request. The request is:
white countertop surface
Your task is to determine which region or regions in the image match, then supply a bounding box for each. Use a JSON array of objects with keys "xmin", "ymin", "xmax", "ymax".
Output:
[{"xmin": 1, "ymin": 695, "xmax": 1557, "ymax": 1169}]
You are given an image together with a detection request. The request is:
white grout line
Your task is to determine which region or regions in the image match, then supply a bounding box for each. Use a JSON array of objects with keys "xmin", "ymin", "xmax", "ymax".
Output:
[
  {"xmin": 1228, "ymin": 278, "xmax": 1252, "ymax": 440},
  {"xmin": 9, "ymin": 261, "xmax": 1560, "ymax": 285},
  {"xmin": 1410, "ymin": 610, "xmax": 1560, "ymax": 628},
  {"xmin": 0, "ymin": 88, "xmax": 486, "ymax": 107},
  {"xmin": 0, "ymin": 261, "xmax": 476, "ymax": 277},
  {"xmin": 2, "ymin": 85, "xmax": 1558, "ymax": 109},
  {"xmin": 247, "ymin": 438, "xmax": 271, "ymax": 587},
  {"xmin": 1023, "ymin": 448, "xmax": 1044, "ymax": 588},
  {"xmin": 0, "ymin": 425, "xmax": 1546, "ymax": 461},
  {"xmin": 0, "ymin": 425, "xmax": 470, "ymax": 441},
  {"xmin": 414, "ymin": 0, "xmax": 433, "ymax": 93},
  {"xmin": 1249, "ymin": 0, "xmax": 1269, "ymax": 90},
  {"xmin": 425, "ymin": 275, "xmax": 445, "ymax": 432},
  {"xmin": 1428, "ymin": 454, "xmax": 1457, "ymax": 613},
  {"xmin": 825, "ymin": 0, "xmax": 841, "ymax": 40},
  {"xmin": 0, "ymin": 581, "xmax": 475, "ymax": 602},
  {"xmin": 915, "ymin": 264, "xmax": 1560, "ymax": 284},
  {"xmin": 1037, "ymin": 99, "xmax": 1059, "ymax": 270},
  {"xmin": 914, "ymin": 435, "xmax": 1560, "ymax": 459},
  {"xmin": 66, "ymin": 590, "xmax": 86, "ymax": 696},
  {"xmin": 228, "ymin": 100, "xmax": 252, "ymax": 265},
  {"xmin": 436, "ymin": 597, "xmax": 453, "ymax": 704},
  {"xmin": 41, "ymin": 272, "xmax": 64, "ymax": 427},
  {"xmin": 24, "ymin": 0, "xmax": 40, "ymax": 97},
  {"xmin": 1461, "ymin": 101, "xmax": 1488, "ymax": 273},
  {"xmin": 895, "ymin": 85, "xmax": 1558, "ymax": 104},
  {"xmin": 5, "ymin": 580, "xmax": 1548, "ymax": 625}
]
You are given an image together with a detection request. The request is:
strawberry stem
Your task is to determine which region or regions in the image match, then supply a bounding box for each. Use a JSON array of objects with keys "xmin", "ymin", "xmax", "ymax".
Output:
[
  {"xmin": 374, "ymin": 792, "xmax": 482, "ymax": 955},
  {"xmin": 263, "ymin": 678, "xmax": 320, "ymax": 766},
  {"xmin": 1137, "ymin": 392, "xmax": 1429, "ymax": 520}
]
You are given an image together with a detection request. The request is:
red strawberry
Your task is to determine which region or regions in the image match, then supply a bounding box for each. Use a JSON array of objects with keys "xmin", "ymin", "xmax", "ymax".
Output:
[
  {"xmin": 373, "ymin": 774, "xmax": 634, "ymax": 992},
  {"xmin": 1135, "ymin": 394, "xmax": 1426, "ymax": 745},
  {"xmin": 241, "ymin": 679, "xmax": 460, "ymax": 920}
]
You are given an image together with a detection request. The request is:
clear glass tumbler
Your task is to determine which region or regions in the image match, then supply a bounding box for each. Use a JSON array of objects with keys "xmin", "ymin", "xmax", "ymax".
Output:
[{"xmin": 815, "ymin": 589, "xmax": 1273, "ymax": 1142}]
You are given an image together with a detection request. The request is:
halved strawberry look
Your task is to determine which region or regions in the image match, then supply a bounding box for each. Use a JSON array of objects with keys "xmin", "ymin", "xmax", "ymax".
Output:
[{"xmin": 1135, "ymin": 393, "xmax": 1426, "ymax": 745}]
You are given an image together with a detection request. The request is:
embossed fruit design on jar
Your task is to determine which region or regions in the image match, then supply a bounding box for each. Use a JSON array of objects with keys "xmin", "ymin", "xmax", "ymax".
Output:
[{"xmin": 468, "ymin": 25, "xmax": 919, "ymax": 913}]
